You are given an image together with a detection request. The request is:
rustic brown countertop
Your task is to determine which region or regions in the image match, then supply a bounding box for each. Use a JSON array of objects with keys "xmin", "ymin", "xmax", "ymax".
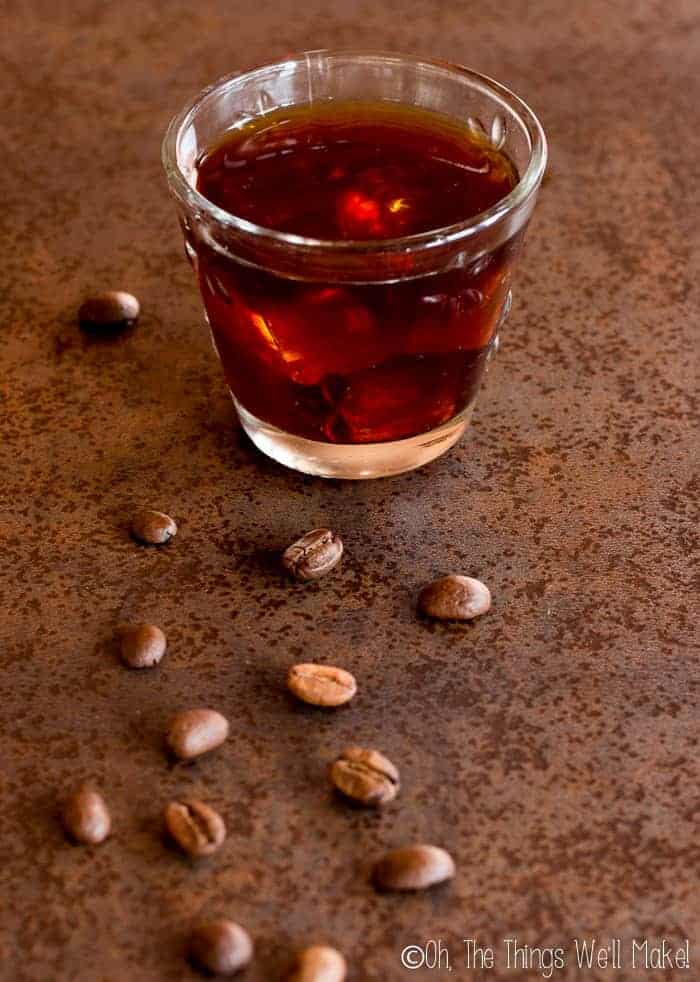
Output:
[{"xmin": 1, "ymin": 2, "xmax": 697, "ymax": 980}]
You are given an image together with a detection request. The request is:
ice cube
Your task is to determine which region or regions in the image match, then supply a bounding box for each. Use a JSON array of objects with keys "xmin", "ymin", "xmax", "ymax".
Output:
[
  {"xmin": 333, "ymin": 358, "xmax": 457, "ymax": 443},
  {"xmin": 248, "ymin": 287, "xmax": 384, "ymax": 386},
  {"xmin": 201, "ymin": 272, "xmax": 290, "ymax": 378},
  {"xmin": 336, "ymin": 166, "xmax": 417, "ymax": 239},
  {"xmin": 406, "ymin": 289, "xmax": 480, "ymax": 354},
  {"xmin": 406, "ymin": 268, "xmax": 508, "ymax": 355}
]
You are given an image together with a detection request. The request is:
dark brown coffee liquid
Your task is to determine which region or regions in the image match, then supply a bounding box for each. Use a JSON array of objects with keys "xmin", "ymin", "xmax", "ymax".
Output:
[
  {"xmin": 197, "ymin": 102, "xmax": 517, "ymax": 240},
  {"xmin": 193, "ymin": 102, "xmax": 519, "ymax": 443}
]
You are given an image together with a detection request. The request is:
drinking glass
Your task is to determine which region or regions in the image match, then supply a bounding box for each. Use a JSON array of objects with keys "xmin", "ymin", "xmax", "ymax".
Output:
[{"xmin": 163, "ymin": 51, "xmax": 547, "ymax": 478}]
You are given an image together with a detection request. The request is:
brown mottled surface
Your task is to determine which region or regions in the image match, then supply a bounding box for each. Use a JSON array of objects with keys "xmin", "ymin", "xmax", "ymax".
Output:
[{"xmin": 1, "ymin": 2, "xmax": 698, "ymax": 980}]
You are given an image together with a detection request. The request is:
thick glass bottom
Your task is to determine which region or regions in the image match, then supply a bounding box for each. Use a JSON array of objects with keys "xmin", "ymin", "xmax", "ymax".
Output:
[{"xmin": 234, "ymin": 398, "xmax": 474, "ymax": 479}]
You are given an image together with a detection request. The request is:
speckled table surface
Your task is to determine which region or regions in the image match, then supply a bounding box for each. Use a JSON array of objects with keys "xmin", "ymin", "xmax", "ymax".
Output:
[{"xmin": 1, "ymin": 1, "xmax": 698, "ymax": 980}]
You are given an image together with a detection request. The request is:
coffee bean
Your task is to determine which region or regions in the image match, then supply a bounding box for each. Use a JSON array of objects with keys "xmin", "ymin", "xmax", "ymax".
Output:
[
  {"xmin": 330, "ymin": 747, "xmax": 399, "ymax": 806},
  {"xmin": 117, "ymin": 623, "xmax": 166, "ymax": 668},
  {"xmin": 282, "ymin": 529, "xmax": 343, "ymax": 581},
  {"xmin": 418, "ymin": 574, "xmax": 491, "ymax": 620},
  {"xmin": 167, "ymin": 708, "xmax": 229, "ymax": 761},
  {"xmin": 131, "ymin": 509, "xmax": 177, "ymax": 545},
  {"xmin": 373, "ymin": 844, "xmax": 455, "ymax": 891},
  {"xmin": 78, "ymin": 290, "xmax": 140, "ymax": 332},
  {"xmin": 62, "ymin": 785, "xmax": 111, "ymax": 845},
  {"xmin": 289, "ymin": 945, "xmax": 347, "ymax": 982},
  {"xmin": 165, "ymin": 799, "xmax": 226, "ymax": 857},
  {"xmin": 188, "ymin": 919, "xmax": 253, "ymax": 976},
  {"xmin": 287, "ymin": 664, "xmax": 357, "ymax": 707}
]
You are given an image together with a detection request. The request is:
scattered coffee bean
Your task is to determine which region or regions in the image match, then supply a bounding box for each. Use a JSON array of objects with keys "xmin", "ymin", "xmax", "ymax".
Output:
[
  {"xmin": 330, "ymin": 747, "xmax": 399, "ymax": 806},
  {"xmin": 164, "ymin": 799, "xmax": 226, "ymax": 857},
  {"xmin": 282, "ymin": 529, "xmax": 343, "ymax": 581},
  {"xmin": 287, "ymin": 664, "xmax": 357, "ymax": 708},
  {"xmin": 117, "ymin": 623, "xmax": 166, "ymax": 668},
  {"xmin": 373, "ymin": 844, "xmax": 455, "ymax": 891},
  {"xmin": 289, "ymin": 945, "xmax": 347, "ymax": 982},
  {"xmin": 167, "ymin": 708, "xmax": 229, "ymax": 761},
  {"xmin": 418, "ymin": 574, "xmax": 491, "ymax": 620},
  {"xmin": 78, "ymin": 290, "xmax": 140, "ymax": 332},
  {"xmin": 62, "ymin": 785, "xmax": 111, "ymax": 845},
  {"xmin": 131, "ymin": 509, "xmax": 177, "ymax": 545},
  {"xmin": 188, "ymin": 919, "xmax": 253, "ymax": 976}
]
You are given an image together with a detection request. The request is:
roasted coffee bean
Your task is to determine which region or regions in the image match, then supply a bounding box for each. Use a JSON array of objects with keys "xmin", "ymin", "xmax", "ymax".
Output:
[
  {"xmin": 167, "ymin": 708, "xmax": 229, "ymax": 761},
  {"xmin": 289, "ymin": 945, "xmax": 347, "ymax": 982},
  {"xmin": 287, "ymin": 664, "xmax": 357, "ymax": 707},
  {"xmin": 131, "ymin": 509, "xmax": 177, "ymax": 545},
  {"xmin": 188, "ymin": 919, "xmax": 253, "ymax": 976},
  {"xmin": 78, "ymin": 290, "xmax": 140, "ymax": 331},
  {"xmin": 62, "ymin": 785, "xmax": 111, "ymax": 845},
  {"xmin": 282, "ymin": 529, "xmax": 343, "ymax": 581},
  {"xmin": 330, "ymin": 747, "xmax": 399, "ymax": 806},
  {"xmin": 164, "ymin": 799, "xmax": 226, "ymax": 857},
  {"xmin": 373, "ymin": 844, "xmax": 455, "ymax": 891},
  {"xmin": 418, "ymin": 574, "xmax": 491, "ymax": 620},
  {"xmin": 118, "ymin": 623, "xmax": 166, "ymax": 668}
]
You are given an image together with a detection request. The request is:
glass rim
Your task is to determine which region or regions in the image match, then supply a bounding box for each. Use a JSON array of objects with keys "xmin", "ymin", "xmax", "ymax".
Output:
[{"xmin": 162, "ymin": 49, "xmax": 548, "ymax": 255}]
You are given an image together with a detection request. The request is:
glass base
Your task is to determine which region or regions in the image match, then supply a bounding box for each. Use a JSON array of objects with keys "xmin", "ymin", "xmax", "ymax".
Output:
[{"xmin": 234, "ymin": 399, "xmax": 474, "ymax": 479}]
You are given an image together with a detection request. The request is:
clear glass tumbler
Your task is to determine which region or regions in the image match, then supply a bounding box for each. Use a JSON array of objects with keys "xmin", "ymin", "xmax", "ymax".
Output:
[{"xmin": 162, "ymin": 51, "xmax": 547, "ymax": 479}]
